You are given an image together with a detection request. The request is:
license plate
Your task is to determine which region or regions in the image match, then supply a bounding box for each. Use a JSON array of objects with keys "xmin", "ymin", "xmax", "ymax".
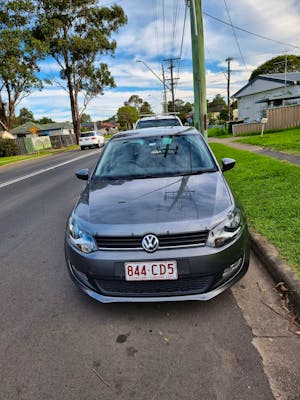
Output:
[{"xmin": 125, "ymin": 261, "xmax": 177, "ymax": 281}]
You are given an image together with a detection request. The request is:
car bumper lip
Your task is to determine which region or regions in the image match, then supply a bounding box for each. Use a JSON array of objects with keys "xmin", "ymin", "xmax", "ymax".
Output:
[
  {"xmin": 65, "ymin": 226, "xmax": 250, "ymax": 303},
  {"xmin": 66, "ymin": 253, "xmax": 249, "ymax": 303}
]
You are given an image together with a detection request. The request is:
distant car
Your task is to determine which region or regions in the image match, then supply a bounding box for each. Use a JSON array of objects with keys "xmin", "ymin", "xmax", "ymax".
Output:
[
  {"xmin": 79, "ymin": 131, "xmax": 105, "ymax": 150},
  {"xmin": 134, "ymin": 114, "xmax": 183, "ymax": 129},
  {"xmin": 65, "ymin": 126, "xmax": 250, "ymax": 303}
]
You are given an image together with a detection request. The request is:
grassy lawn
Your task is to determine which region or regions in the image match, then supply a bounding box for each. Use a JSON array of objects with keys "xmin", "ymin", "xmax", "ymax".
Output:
[
  {"xmin": 210, "ymin": 143, "xmax": 300, "ymax": 276},
  {"xmin": 0, "ymin": 145, "xmax": 79, "ymax": 167},
  {"xmin": 236, "ymin": 128, "xmax": 300, "ymax": 154}
]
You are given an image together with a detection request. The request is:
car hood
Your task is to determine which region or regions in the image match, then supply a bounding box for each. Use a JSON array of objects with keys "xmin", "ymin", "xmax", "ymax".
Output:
[{"xmin": 75, "ymin": 173, "xmax": 233, "ymax": 235}]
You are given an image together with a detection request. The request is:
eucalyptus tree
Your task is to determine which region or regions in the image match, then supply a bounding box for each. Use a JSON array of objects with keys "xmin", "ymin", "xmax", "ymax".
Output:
[
  {"xmin": 34, "ymin": 1, "xmax": 127, "ymax": 141},
  {"xmin": 0, "ymin": 0, "xmax": 44, "ymax": 130}
]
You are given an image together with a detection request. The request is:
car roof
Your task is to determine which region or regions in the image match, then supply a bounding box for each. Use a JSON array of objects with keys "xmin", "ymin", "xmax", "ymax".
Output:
[
  {"xmin": 112, "ymin": 126, "xmax": 200, "ymax": 140},
  {"xmin": 137, "ymin": 114, "xmax": 180, "ymax": 121}
]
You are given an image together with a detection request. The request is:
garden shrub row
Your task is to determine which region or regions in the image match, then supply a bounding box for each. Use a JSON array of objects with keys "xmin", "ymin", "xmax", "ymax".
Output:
[{"xmin": 0, "ymin": 138, "xmax": 19, "ymax": 157}]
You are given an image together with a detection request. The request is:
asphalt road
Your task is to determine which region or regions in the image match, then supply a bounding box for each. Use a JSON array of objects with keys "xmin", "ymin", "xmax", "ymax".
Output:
[{"xmin": 0, "ymin": 150, "xmax": 299, "ymax": 400}]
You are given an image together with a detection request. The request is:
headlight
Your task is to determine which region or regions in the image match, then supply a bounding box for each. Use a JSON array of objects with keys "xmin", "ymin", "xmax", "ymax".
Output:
[
  {"xmin": 206, "ymin": 209, "xmax": 243, "ymax": 248},
  {"xmin": 68, "ymin": 216, "xmax": 97, "ymax": 253}
]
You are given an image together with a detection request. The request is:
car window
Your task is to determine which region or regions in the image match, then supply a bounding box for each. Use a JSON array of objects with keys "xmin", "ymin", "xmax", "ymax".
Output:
[
  {"xmin": 136, "ymin": 118, "xmax": 181, "ymax": 129},
  {"xmin": 80, "ymin": 132, "xmax": 95, "ymax": 138},
  {"xmin": 93, "ymin": 134, "xmax": 216, "ymax": 180}
]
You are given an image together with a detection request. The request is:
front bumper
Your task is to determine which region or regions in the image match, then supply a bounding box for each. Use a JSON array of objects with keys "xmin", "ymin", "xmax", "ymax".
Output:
[{"xmin": 65, "ymin": 228, "xmax": 250, "ymax": 303}]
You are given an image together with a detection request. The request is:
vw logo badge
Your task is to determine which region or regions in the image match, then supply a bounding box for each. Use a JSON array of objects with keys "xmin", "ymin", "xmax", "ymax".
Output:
[{"xmin": 142, "ymin": 234, "xmax": 159, "ymax": 253}]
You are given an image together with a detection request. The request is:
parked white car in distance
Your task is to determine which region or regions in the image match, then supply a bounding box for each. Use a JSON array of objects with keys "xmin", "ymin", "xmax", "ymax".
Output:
[
  {"xmin": 79, "ymin": 131, "xmax": 105, "ymax": 150},
  {"xmin": 134, "ymin": 114, "xmax": 183, "ymax": 129}
]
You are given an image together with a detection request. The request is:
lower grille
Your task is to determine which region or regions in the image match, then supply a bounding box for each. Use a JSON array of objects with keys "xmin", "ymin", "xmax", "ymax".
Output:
[
  {"xmin": 94, "ymin": 231, "xmax": 209, "ymax": 250},
  {"xmin": 92, "ymin": 275, "xmax": 217, "ymax": 297}
]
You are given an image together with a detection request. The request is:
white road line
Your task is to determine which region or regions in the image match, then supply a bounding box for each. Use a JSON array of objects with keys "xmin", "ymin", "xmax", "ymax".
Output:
[{"xmin": 0, "ymin": 151, "xmax": 99, "ymax": 189}]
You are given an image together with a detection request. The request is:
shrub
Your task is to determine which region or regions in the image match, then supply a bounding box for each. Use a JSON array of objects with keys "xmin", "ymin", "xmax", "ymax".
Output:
[
  {"xmin": 0, "ymin": 138, "xmax": 19, "ymax": 157},
  {"xmin": 208, "ymin": 127, "xmax": 227, "ymax": 137}
]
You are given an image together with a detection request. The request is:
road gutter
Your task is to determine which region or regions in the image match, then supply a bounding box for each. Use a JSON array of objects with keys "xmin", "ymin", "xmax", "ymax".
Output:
[{"xmin": 250, "ymin": 229, "xmax": 300, "ymax": 314}]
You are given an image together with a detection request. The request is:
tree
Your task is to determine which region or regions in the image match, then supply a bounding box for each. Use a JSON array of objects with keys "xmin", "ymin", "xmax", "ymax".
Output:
[
  {"xmin": 167, "ymin": 99, "xmax": 193, "ymax": 122},
  {"xmin": 140, "ymin": 101, "xmax": 153, "ymax": 114},
  {"xmin": 125, "ymin": 95, "xmax": 143, "ymax": 110},
  {"xmin": 117, "ymin": 106, "xmax": 139, "ymax": 130},
  {"xmin": 207, "ymin": 94, "xmax": 226, "ymax": 108},
  {"xmin": 249, "ymin": 55, "xmax": 300, "ymax": 81},
  {"xmin": 81, "ymin": 113, "xmax": 92, "ymax": 123},
  {"xmin": 34, "ymin": 1, "xmax": 127, "ymax": 142},
  {"xmin": 18, "ymin": 107, "xmax": 34, "ymax": 124},
  {"xmin": 36, "ymin": 117, "xmax": 55, "ymax": 124},
  {"xmin": 0, "ymin": 1, "xmax": 44, "ymax": 130}
]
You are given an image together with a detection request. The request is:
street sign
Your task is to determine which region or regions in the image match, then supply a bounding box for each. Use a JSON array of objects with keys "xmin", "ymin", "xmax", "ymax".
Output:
[{"xmin": 29, "ymin": 126, "xmax": 38, "ymax": 135}]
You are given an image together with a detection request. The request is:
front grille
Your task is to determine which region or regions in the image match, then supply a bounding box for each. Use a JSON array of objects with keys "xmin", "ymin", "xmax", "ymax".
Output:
[
  {"xmin": 92, "ymin": 275, "xmax": 217, "ymax": 297},
  {"xmin": 94, "ymin": 231, "xmax": 209, "ymax": 250}
]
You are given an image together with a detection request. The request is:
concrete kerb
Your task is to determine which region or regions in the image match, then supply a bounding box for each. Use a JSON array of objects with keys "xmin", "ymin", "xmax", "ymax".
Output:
[{"xmin": 250, "ymin": 230, "xmax": 300, "ymax": 315}]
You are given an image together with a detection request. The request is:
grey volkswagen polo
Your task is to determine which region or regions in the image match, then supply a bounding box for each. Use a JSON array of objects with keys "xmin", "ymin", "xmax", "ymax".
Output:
[{"xmin": 65, "ymin": 126, "xmax": 250, "ymax": 303}]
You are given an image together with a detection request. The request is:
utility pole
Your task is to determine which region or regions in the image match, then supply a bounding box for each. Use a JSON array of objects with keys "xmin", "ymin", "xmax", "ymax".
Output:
[
  {"xmin": 164, "ymin": 57, "xmax": 179, "ymax": 113},
  {"xmin": 188, "ymin": 0, "xmax": 207, "ymax": 139},
  {"xmin": 226, "ymin": 57, "xmax": 233, "ymax": 122},
  {"xmin": 161, "ymin": 64, "xmax": 168, "ymax": 113}
]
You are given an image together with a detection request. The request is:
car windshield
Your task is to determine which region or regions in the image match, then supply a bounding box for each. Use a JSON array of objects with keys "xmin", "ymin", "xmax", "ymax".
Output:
[
  {"xmin": 93, "ymin": 134, "xmax": 217, "ymax": 180},
  {"xmin": 136, "ymin": 118, "xmax": 181, "ymax": 128}
]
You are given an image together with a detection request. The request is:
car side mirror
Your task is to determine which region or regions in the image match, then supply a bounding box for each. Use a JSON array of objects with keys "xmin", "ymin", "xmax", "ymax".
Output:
[
  {"xmin": 76, "ymin": 168, "xmax": 89, "ymax": 180},
  {"xmin": 221, "ymin": 158, "xmax": 235, "ymax": 172}
]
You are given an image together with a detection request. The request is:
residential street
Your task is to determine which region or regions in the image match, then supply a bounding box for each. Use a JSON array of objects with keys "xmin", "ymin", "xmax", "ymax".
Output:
[{"xmin": 0, "ymin": 150, "xmax": 299, "ymax": 400}]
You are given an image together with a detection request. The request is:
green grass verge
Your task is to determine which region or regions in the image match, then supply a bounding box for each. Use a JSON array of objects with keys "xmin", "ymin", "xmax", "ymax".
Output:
[
  {"xmin": 236, "ymin": 128, "xmax": 300, "ymax": 154},
  {"xmin": 210, "ymin": 143, "xmax": 300, "ymax": 276},
  {"xmin": 0, "ymin": 145, "xmax": 79, "ymax": 167}
]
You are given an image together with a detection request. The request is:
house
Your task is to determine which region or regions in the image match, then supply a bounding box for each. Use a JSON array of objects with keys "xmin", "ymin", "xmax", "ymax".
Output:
[
  {"xmin": 207, "ymin": 105, "xmax": 224, "ymax": 123},
  {"xmin": 233, "ymin": 72, "xmax": 300, "ymax": 123},
  {"xmin": 11, "ymin": 122, "xmax": 74, "ymax": 137},
  {"xmin": 80, "ymin": 120, "xmax": 119, "ymax": 135},
  {"xmin": 99, "ymin": 121, "xmax": 119, "ymax": 135}
]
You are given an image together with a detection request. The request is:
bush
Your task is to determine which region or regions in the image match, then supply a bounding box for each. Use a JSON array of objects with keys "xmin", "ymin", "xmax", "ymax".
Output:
[
  {"xmin": 0, "ymin": 138, "xmax": 19, "ymax": 157},
  {"xmin": 208, "ymin": 127, "xmax": 227, "ymax": 137}
]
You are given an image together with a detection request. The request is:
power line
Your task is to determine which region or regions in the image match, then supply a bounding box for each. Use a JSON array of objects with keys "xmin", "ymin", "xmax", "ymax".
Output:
[
  {"xmin": 223, "ymin": 0, "xmax": 248, "ymax": 72},
  {"xmin": 162, "ymin": 0, "xmax": 166, "ymax": 55},
  {"xmin": 152, "ymin": 0, "xmax": 159, "ymax": 56},
  {"xmin": 174, "ymin": 2, "xmax": 188, "ymax": 97},
  {"xmin": 172, "ymin": 0, "xmax": 181, "ymax": 56},
  {"xmin": 203, "ymin": 11, "xmax": 300, "ymax": 50}
]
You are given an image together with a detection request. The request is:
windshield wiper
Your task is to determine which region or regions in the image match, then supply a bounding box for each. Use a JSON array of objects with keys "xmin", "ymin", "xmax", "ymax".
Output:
[{"xmin": 181, "ymin": 168, "xmax": 217, "ymax": 176}]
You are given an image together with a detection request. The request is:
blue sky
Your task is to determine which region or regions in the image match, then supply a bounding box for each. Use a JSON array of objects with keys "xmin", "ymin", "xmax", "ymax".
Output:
[{"xmin": 20, "ymin": 0, "xmax": 300, "ymax": 122}]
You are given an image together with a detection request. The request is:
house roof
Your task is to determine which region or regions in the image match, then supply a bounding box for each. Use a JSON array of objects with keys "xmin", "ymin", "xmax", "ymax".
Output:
[
  {"xmin": 11, "ymin": 121, "xmax": 41, "ymax": 134},
  {"xmin": 11, "ymin": 122, "xmax": 73, "ymax": 135},
  {"xmin": 233, "ymin": 72, "xmax": 300, "ymax": 98},
  {"xmin": 39, "ymin": 122, "xmax": 73, "ymax": 131},
  {"xmin": 101, "ymin": 122, "xmax": 115, "ymax": 128}
]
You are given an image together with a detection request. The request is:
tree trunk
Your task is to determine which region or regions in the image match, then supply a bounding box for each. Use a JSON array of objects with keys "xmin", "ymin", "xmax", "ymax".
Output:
[
  {"xmin": 0, "ymin": 99, "xmax": 9, "ymax": 131},
  {"xmin": 66, "ymin": 75, "xmax": 80, "ymax": 144}
]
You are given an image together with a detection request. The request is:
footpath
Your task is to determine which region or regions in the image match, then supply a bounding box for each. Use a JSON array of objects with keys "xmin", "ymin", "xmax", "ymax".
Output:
[
  {"xmin": 209, "ymin": 137, "xmax": 300, "ymax": 315},
  {"xmin": 209, "ymin": 136, "xmax": 300, "ymax": 165}
]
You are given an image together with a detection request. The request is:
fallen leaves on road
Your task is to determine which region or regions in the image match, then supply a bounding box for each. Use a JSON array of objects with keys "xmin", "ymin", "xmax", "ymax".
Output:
[{"xmin": 261, "ymin": 281, "xmax": 300, "ymax": 337}]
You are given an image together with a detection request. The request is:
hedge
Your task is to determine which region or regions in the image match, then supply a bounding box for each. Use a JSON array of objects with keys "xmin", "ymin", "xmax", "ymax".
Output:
[{"xmin": 0, "ymin": 138, "xmax": 19, "ymax": 157}]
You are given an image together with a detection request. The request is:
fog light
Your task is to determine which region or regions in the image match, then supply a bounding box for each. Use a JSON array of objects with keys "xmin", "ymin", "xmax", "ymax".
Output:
[
  {"xmin": 72, "ymin": 265, "xmax": 91, "ymax": 287},
  {"xmin": 223, "ymin": 257, "xmax": 242, "ymax": 277}
]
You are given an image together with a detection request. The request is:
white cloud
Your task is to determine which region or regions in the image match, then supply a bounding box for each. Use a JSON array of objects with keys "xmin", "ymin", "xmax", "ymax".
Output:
[{"xmin": 18, "ymin": 0, "xmax": 300, "ymax": 122}]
